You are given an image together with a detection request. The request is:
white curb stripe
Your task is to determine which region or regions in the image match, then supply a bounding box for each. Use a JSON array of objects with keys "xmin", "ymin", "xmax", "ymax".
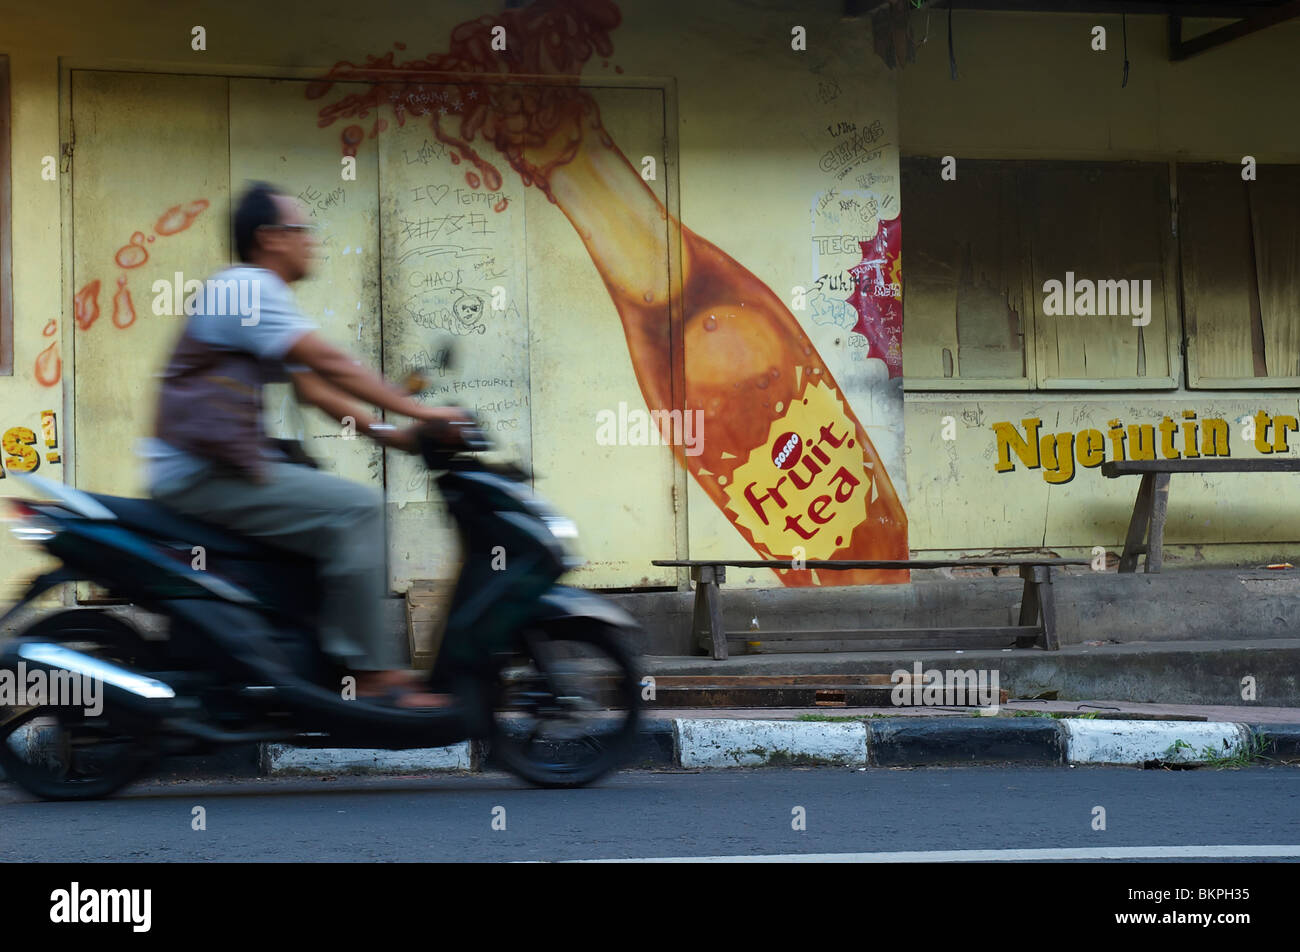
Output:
[
  {"xmin": 1062, "ymin": 720, "xmax": 1249, "ymax": 765},
  {"xmin": 674, "ymin": 718, "xmax": 867, "ymax": 767},
  {"xmin": 575, "ymin": 844, "xmax": 1300, "ymax": 863},
  {"xmin": 261, "ymin": 743, "xmax": 472, "ymax": 774}
]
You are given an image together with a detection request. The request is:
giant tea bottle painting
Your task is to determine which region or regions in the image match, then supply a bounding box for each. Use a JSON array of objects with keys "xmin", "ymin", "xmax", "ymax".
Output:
[{"xmin": 308, "ymin": 0, "xmax": 908, "ymax": 585}]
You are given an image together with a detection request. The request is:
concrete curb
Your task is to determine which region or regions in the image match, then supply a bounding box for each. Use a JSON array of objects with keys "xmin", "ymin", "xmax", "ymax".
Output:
[
  {"xmin": 1249, "ymin": 722, "xmax": 1300, "ymax": 758},
  {"xmin": 260, "ymin": 742, "xmax": 474, "ymax": 775},
  {"xmin": 247, "ymin": 718, "xmax": 1299, "ymax": 774},
  {"xmin": 1059, "ymin": 719, "xmax": 1250, "ymax": 766},
  {"xmin": 4, "ymin": 718, "xmax": 1299, "ymax": 783},
  {"xmin": 868, "ymin": 717, "xmax": 1064, "ymax": 766},
  {"xmin": 674, "ymin": 718, "xmax": 867, "ymax": 767}
]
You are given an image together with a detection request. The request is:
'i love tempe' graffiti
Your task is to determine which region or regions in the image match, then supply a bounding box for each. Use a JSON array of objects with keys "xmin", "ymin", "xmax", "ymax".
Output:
[{"xmin": 37, "ymin": 200, "xmax": 209, "ymax": 387}]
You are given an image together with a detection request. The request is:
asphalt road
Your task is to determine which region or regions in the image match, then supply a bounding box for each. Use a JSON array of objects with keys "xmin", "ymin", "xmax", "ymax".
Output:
[{"xmin": 3, "ymin": 765, "xmax": 1299, "ymax": 862}]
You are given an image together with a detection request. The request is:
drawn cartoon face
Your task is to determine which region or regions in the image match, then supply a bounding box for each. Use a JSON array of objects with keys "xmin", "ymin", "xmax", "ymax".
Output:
[{"xmin": 453, "ymin": 294, "xmax": 486, "ymax": 334}]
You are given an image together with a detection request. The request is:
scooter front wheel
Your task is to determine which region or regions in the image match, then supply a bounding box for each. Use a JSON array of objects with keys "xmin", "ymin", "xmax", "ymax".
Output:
[
  {"xmin": 488, "ymin": 621, "xmax": 642, "ymax": 788},
  {"xmin": 0, "ymin": 613, "xmax": 159, "ymax": 800},
  {"xmin": 0, "ymin": 704, "xmax": 154, "ymax": 801}
]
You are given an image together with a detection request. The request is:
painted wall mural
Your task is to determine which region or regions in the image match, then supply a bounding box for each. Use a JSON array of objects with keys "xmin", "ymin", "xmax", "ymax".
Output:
[{"xmin": 305, "ymin": 0, "xmax": 908, "ymax": 585}]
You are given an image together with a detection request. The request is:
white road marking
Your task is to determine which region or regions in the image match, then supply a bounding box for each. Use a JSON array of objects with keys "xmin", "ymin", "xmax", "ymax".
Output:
[{"xmin": 574, "ymin": 845, "xmax": 1300, "ymax": 863}]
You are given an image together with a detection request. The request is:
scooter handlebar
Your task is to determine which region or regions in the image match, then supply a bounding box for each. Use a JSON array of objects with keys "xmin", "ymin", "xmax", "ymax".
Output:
[{"xmin": 416, "ymin": 411, "xmax": 491, "ymax": 468}]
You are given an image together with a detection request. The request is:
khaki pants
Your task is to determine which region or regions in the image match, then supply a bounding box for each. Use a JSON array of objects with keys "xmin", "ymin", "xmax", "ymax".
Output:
[{"xmin": 152, "ymin": 462, "xmax": 395, "ymax": 670}]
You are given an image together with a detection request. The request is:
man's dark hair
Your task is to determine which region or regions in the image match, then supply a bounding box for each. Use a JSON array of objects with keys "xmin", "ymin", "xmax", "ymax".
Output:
[{"xmin": 233, "ymin": 182, "xmax": 284, "ymax": 262}]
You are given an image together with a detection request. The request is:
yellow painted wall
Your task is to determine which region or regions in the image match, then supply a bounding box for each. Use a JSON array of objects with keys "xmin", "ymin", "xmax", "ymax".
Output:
[
  {"xmin": 899, "ymin": 12, "xmax": 1300, "ymax": 162},
  {"xmin": 1, "ymin": 3, "xmax": 1298, "ymax": 602},
  {"xmin": 894, "ymin": 11, "xmax": 1300, "ymax": 569},
  {"xmin": 0, "ymin": 0, "xmax": 904, "ymax": 598}
]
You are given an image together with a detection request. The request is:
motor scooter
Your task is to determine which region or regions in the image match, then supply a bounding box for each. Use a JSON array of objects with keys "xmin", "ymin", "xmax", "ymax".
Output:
[{"xmin": 0, "ymin": 417, "xmax": 643, "ymax": 800}]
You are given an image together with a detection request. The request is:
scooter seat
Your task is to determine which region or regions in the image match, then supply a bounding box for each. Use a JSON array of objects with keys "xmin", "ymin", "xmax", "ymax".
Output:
[{"xmin": 86, "ymin": 493, "xmax": 310, "ymax": 562}]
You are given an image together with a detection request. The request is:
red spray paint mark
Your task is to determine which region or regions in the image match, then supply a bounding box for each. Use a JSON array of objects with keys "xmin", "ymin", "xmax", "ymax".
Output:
[
  {"xmin": 115, "ymin": 232, "xmax": 149, "ymax": 268},
  {"xmin": 846, "ymin": 215, "xmax": 903, "ymax": 379},
  {"xmin": 304, "ymin": 1, "xmax": 620, "ymax": 209},
  {"xmin": 75, "ymin": 281, "xmax": 101, "ymax": 330},
  {"xmin": 155, "ymin": 199, "xmax": 209, "ymax": 236},
  {"xmin": 35, "ymin": 341, "xmax": 61, "ymax": 387},
  {"xmin": 112, "ymin": 277, "xmax": 137, "ymax": 329},
  {"xmin": 342, "ymin": 125, "xmax": 365, "ymax": 157},
  {"xmin": 494, "ymin": 197, "xmax": 509, "ymax": 213},
  {"xmin": 465, "ymin": 171, "xmax": 480, "ymax": 189},
  {"xmin": 42, "ymin": 320, "xmax": 57, "ymax": 337}
]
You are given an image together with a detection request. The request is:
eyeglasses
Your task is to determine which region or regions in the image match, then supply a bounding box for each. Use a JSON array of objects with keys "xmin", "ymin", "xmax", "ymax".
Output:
[{"xmin": 260, "ymin": 223, "xmax": 315, "ymax": 234}]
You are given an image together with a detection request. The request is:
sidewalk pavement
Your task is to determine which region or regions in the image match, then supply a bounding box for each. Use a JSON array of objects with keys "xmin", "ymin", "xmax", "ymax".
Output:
[{"xmin": 654, "ymin": 700, "xmax": 1300, "ymax": 722}]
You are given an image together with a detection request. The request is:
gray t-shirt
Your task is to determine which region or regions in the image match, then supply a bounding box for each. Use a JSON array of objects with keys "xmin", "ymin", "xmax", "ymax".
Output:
[{"xmin": 138, "ymin": 266, "xmax": 318, "ymax": 492}]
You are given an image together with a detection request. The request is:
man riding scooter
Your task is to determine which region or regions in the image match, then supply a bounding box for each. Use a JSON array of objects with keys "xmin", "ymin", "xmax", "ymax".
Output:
[{"xmin": 138, "ymin": 182, "xmax": 469, "ymax": 708}]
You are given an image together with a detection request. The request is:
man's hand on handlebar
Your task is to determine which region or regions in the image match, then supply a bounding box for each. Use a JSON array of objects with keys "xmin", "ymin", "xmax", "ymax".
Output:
[
  {"xmin": 412, "ymin": 405, "xmax": 474, "ymax": 428},
  {"xmin": 372, "ymin": 424, "xmax": 424, "ymax": 453},
  {"xmin": 365, "ymin": 407, "xmax": 475, "ymax": 454}
]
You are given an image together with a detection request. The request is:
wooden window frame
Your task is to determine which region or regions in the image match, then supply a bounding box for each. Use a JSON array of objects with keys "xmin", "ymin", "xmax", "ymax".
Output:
[
  {"xmin": 1181, "ymin": 162, "xmax": 1300, "ymax": 390},
  {"xmin": 0, "ymin": 55, "xmax": 13, "ymax": 376},
  {"xmin": 901, "ymin": 156, "xmax": 1180, "ymax": 392},
  {"xmin": 1027, "ymin": 160, "xmax": 1179, "ymax": 391},
  {"xmin": 900, "ymin": 156, "xmax": 1036, "ymax": 391}
]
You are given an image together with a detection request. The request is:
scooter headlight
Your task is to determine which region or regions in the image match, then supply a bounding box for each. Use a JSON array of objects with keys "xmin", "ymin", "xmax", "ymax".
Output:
[
  {"xmin": 539, "ymin": 514, "xmax": 584, "ymax": 570},
  {"xmin": 5, "ymin": 500, "xmax": 58, "ymax": 544},
  {"xmin": 541, "ymin": 515, "xmax": 579, "ymax": 540}
]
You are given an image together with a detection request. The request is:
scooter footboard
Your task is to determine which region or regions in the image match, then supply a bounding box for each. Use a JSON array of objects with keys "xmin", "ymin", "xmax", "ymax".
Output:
[
  {"xmin": 530, "ymin": 586, "xmax": 643, "ymax": 638},
  {"xmin": 159, "ymin": 599, "xmax": 317, "ymax": 683}
]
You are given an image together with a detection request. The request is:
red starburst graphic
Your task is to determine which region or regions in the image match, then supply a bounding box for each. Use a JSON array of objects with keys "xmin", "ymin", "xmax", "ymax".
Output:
[{"xmin": 846, "ymin": 215, "xmax": 902, "ymax": 378}]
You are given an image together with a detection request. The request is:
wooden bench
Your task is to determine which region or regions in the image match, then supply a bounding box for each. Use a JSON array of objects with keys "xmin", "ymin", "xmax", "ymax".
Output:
[
  {"xmin": 1101, "ymin": 459, "xmax": 1300, "ymax": 573},
  {"xmin": 652, "ymin": 558, "xmax": 1091, "ymax": 660}
]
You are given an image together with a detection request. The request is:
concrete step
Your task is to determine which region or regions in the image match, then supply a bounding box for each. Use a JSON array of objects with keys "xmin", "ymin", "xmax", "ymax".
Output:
[
  {"xmin": 611, "ymin": 567, "xmax": 1300, "ymax": 655},
  {"xmin": 650, "ymin": 674, "xmax": 1006, "ymax": 707},
  {"xmin": 639, "ymin": 638, "xmax": 1300, "ymax": 707}
]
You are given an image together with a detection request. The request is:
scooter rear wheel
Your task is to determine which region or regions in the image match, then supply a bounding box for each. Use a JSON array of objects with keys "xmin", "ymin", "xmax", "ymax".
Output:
[{"xmin": 488, "ymin": 621, "xmax": 642, "ymax": 788}]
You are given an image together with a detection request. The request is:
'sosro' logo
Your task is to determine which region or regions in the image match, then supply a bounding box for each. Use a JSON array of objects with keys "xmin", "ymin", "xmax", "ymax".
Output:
[{"xmin": 772, "ymin": 431, "xmax": 802, "ymax": 469}]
